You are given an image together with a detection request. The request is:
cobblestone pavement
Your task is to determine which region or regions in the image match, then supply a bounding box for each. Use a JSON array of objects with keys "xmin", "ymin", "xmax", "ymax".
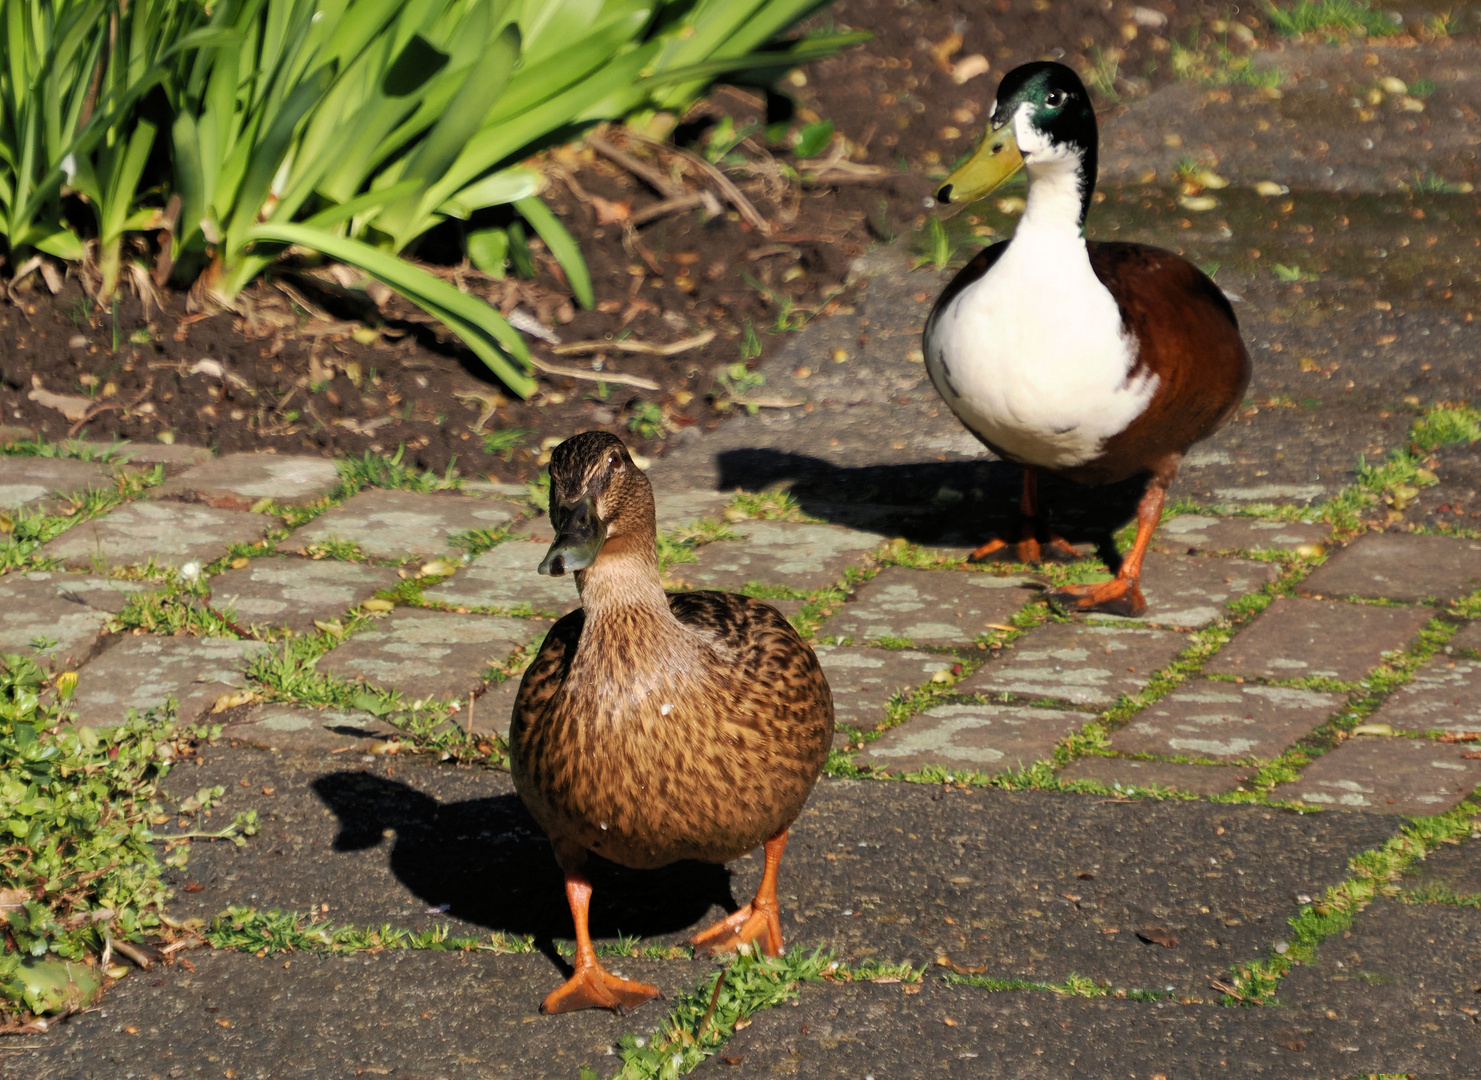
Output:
[{"xmin": 7, "ymin": 30, "xmax": 1481, "ymax": 1080}]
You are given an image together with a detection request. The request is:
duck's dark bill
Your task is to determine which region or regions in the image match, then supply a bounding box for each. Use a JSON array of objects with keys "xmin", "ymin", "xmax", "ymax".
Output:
[
  {"xmin": 937, "ymin": 124, "xmax": 1024, "ymax": 204},
  {"xmin": 538, "ymin": 496, "xmax": 607, "ymax": 576}
]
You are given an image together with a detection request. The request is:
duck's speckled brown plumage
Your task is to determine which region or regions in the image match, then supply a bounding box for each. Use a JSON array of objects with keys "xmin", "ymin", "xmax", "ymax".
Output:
[
  {"xmin": 512, "ymin": 590, "xmax": 832, "ymax": 869},
  {"xmin": 509, "ymin": 431, "xmax": 833, "ymax": 875}
]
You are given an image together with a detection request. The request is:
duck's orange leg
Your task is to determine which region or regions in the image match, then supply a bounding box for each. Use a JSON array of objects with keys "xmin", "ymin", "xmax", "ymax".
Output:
[
  {"xmin": 970, "ymin": 468, "xmax": 1081, "ymax": 564},
  {"xmin": 1049, "ymin": 478, "xmax": 1165, "ymax": 617},
  {"xmin": 541, "ymin": 865, "xmax": 661, "ymax": 1015},
  {"xmin": 689, "ymin": 830, "xmax": 788, "ymax": 958}
]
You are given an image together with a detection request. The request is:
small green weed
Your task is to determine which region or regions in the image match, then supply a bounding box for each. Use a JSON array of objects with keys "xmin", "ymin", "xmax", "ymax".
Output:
[
  {"xmin": 1219, "ymin": 789, "xmax": 1480, "ymax": 1005},
  {"xmin": 481, "ymin": 428, "xmax": 531, "ymax": 460},
  {"xmin": 628, "ymin": 400, "xmax": 667, "ymax": 439},
  {"xmin": 335, "ymin": 446, "xmax": 459, "ymax": 494},
  {"xmin": 611, "ymin": 947, "xmax": 832, "ymax": 1080},
  {"xmin": 1265, "ymin": 0, "xmax": 1402, "ymax": 40},
  {"xmin": 205, "ymin": 905, "xmax": 535, "ymax": 956}
]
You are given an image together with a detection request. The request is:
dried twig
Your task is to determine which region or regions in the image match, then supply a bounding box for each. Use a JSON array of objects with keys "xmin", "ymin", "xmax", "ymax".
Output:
[
  {"xmin": 587, "ymin": 134, "xmax": 685, "ymax": 200},
  {"xmin": 1210, "ymin": 979, "xmax": 1246, "ymax": 1001},
  {"xmin": 551, "ymin": 331, "xmax": 715, "ymax": 357},
  {"xmin": 529, "ymin": 356, "xmax": 660, "ymax": 391},
  {"xmin": 67, "ymin": 377, "xmax": 155, "ymax": 438},
  {"xmin": 628, "ymin": 193, "xmax": 706, "ymax": 227},
  {"xmin": 624, "ymin": 131, "xmax": 773, "ymax": 236},
  {"xmin": 106, "ymin": 937, "xmax": 157, "ymax": 971}
]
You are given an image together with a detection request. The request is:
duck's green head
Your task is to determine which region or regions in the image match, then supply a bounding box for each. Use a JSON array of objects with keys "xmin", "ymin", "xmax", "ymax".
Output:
[
  {"xmin": 539, "ymin": 431, "xmax": 651, "ymax": 576},
  {"xmin": 936, "ymin": 61, "xmax": 1097, "ymax": 207}
]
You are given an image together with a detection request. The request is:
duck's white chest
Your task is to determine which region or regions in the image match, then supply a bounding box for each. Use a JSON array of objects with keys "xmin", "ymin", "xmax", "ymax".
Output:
[{"xmin": 924, "ymin": 235, "xmax": 1157, "ymax": 470}]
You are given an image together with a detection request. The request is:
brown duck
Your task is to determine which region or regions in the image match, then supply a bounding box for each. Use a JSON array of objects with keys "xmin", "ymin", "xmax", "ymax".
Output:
[
  {"xmin": 510, "ymin": 431, "xmax": 834, "ymax": 1015},
  {"xmin": 926, "ymin": 62, "xmax": 1251, "ymax": 615}
]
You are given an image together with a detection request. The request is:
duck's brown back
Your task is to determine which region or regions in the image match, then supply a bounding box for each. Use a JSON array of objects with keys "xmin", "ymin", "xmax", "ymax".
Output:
[{"xmin": 509, "ymin": 592, "xmax": 833, "ymax": 870}]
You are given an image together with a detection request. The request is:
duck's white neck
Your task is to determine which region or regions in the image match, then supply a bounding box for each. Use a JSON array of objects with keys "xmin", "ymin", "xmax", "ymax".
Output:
[{"xmin": 1016, "ymin": 153, "xmax": 1091, "ymax": 241}]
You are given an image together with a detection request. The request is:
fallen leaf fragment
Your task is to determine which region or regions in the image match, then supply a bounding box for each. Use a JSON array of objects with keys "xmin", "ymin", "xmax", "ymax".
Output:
[
  {"xmin": 1438, "ymin": 731, "xmax": 1481, "ymax": 743},
  {"xmin": 211, "ymin": 690, "xmax": 257, "ymax": 714},
  {"xmin": 1137, "ymin": 924, "xmax": 1179, "ymax": 948},
  {"xmin": 1352, "ymin": 723, "xmax": 1393, "ymax": 737},
  {"xmin": 28, "ymin": 387, "xmax": 94, "ymax": 422}
]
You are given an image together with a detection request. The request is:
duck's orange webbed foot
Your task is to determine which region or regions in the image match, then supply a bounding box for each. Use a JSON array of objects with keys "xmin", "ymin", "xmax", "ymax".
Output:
[
  {"xmin": 688, "ymin": 897, "xmax": 784, "ymax": 958},
  {"xmin": 541, "ymin": 962, "xmax": 661, "ymax": 1015},
  {"xmin": 968, "ymin": 467, "xmax": 1082, "ymax": 565},
  {"xmin": 689, "ymin": 830, "xmax": 790, "ymax": 958},
  {"xmin": 1049, "ymin": 577, "xmax": 1147, "ymax": 617},
  {"xmin": 543, "ymin": 858, "xmax": 660, "ymax": 1015},
  {"xmin": 969, "ymin": 534, "xmax": 1081, "ymax": 565}
]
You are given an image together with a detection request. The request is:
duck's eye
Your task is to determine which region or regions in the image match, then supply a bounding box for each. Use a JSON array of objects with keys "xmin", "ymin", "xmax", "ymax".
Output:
[
  {"xmin": 1045, "ymin": 89, "xmax": 1067, "ymax": 108},
  {"xmin": 607, "ymin": 451, "xmax": 623, "ymax": 469}
]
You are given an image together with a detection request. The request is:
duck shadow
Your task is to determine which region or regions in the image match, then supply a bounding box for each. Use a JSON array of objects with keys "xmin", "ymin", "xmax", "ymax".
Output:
[
  {"xmin": 310, "ymin": 772, "xmax": 737, "ymax": 947},
  {"xmin": 714, "ymin": 448, "xmax": 1150, "ymax": 565}
]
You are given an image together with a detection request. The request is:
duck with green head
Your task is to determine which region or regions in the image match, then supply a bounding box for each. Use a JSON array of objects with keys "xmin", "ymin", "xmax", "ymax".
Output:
[{"xmin": 926, "ymin": 61, "xmax": 1251, "ymax": 615}]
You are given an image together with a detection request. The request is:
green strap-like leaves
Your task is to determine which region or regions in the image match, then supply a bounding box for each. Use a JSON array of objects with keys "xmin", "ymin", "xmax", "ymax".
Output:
[{"xmin": 245, "ymin": 221, "xmax": 536, "ymax": 398}]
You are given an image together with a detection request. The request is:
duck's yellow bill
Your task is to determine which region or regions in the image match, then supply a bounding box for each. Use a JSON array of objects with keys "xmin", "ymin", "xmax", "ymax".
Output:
[{"xmin": 936, "ymin": 125, "xmax": 1024, "ymax": 205}]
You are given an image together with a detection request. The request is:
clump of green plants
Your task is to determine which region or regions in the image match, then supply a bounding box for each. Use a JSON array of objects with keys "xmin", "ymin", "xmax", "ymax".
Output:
[
  {"xmin": 0, "ymin": 655, "xmax": 253, "ymax": 1021},
  {"xmin": 205, "ymin": 905, "xmax": 534, "ymax": 956},
  {"xmin": 1319, "ymin": 402, "xmax": 1481, "ymax": 534},
  {"xmin": 1264, "ymin": 0, "xmax": 1403, "ymax": 40},
  {"xmin": 0, "ymin": 0, "xmax": 861, "ymax": 398},
  {"xmin": 611, "ymin": 946, "xmax": 832, "ymax": 1080}
]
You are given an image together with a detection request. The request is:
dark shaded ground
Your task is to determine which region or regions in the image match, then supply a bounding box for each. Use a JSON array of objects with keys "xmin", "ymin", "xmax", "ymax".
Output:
[
  {"xmin": 699, "ymin": 918, "xmax": 1481, "ymax": 1078},
  {"xmin": 162, "ymin": 748, "xmax": 1394, "ymax": 995},
  {"xmin": 7, "ymin": 744, "xmax": 1413, "ymax": 1078},
  {"xmin": 20, "ymin": 949, "xmax": 706, "ymax": 1080}
]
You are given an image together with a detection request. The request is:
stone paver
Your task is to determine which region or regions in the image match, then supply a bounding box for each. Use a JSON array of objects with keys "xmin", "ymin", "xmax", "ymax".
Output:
[
  {"xmin": 0, "ymin": 455, "xmax": 113, "ymax": 510},
  {"xmin": 281, "ymin": 488, "xmax": 520, "ymax": 560},
  {"xmin": 206, "ymin": 558, "xmax": 401, "ymax": 634},
  {"xmin": 667, "ymin": 519, "xmax": 879, "ymax": 594},
  {"xmin": 1404, "ymin": 834, "xmax": 1481, "ymax": 899},
  {"xmin": 816, "ymin": 566, "xmax": 1033, "ymax": 645},
  {"xmin": 104, "ymin": 441, "xmax": 214, "ymax": 472},
  {"xmin": 1153, "ymin": 513, "xmax": 1329, "ymax": 554},
  {"xmin": 1298, "ymin": 532, "xmax": 1481, "ymax": 603},
  {"xmin": 317, "ymin": 609, "xmax": 545, "ymax": 702},
  {"xmin": 37, "ymin": 501, "xmax": 269, "ymax": 570},
  {"xmin": 812, "ymin": 644, "xmax": 953, "ymax": 733},
  {"xmin": 69, "ymin": 635, "xmax": 265, "ymax": 727},
  {"xmin": 1057, "ymin": 756, "xmax": 1251, "ymax": 796},
  {"xmin": 1275, "ymin": 736, "xmax": 1481, "ymax": 815},
  {"xmin": 1088, "ymin": 551, "xmax": 1278, "ymax": 629},
  {"xmin": 1448, "ymin": 620, "xmax": 1481, "ymax": 655},
  {"xmin": 20, "ymin": 571, "xmax": 150, "ymax": 614},
  {"xmin": 0, "ymin": 573, "xmax": 129, "ymax": 668},
  {"xmin": 421, "ymin": 536, "xmax": 580, "ymax": 614},
  {"xmin": 1204, "ymin": 596, "xmax": 1432, "ymax": 683},
  {"xmin": 1367, "ymin": 652, "xmax": 1481, "ymax": 736},
  {"xmin": 152, "ymin": 452, "xmax": 341, "ymax": 510},
  {"xmin": 471, "ymin": 677, "xmax": 523, "ymax": 740},
  {"xmin": 221, "ymin": 705, "xmax": 398, "ymax": 751},
  {"xmin": 858, "ymin": 702, "xmax": 1084, "ymax": 773},
  {"xmin": 958, "ymin": 623, "xmax": 1188, "ymax": 708},
  {"xmin": 653, "ymin": 489, "xmax": 730, "ymax": 531},
  {"xmin": 1111, "ymin": 681, "xmax": 1344, "ymax": 760}
]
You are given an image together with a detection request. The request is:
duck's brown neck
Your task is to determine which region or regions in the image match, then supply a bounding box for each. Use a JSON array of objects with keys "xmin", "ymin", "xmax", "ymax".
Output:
[{"xmin": 572, "ymin": 531, "xmax": 673, "ymax": 623}]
